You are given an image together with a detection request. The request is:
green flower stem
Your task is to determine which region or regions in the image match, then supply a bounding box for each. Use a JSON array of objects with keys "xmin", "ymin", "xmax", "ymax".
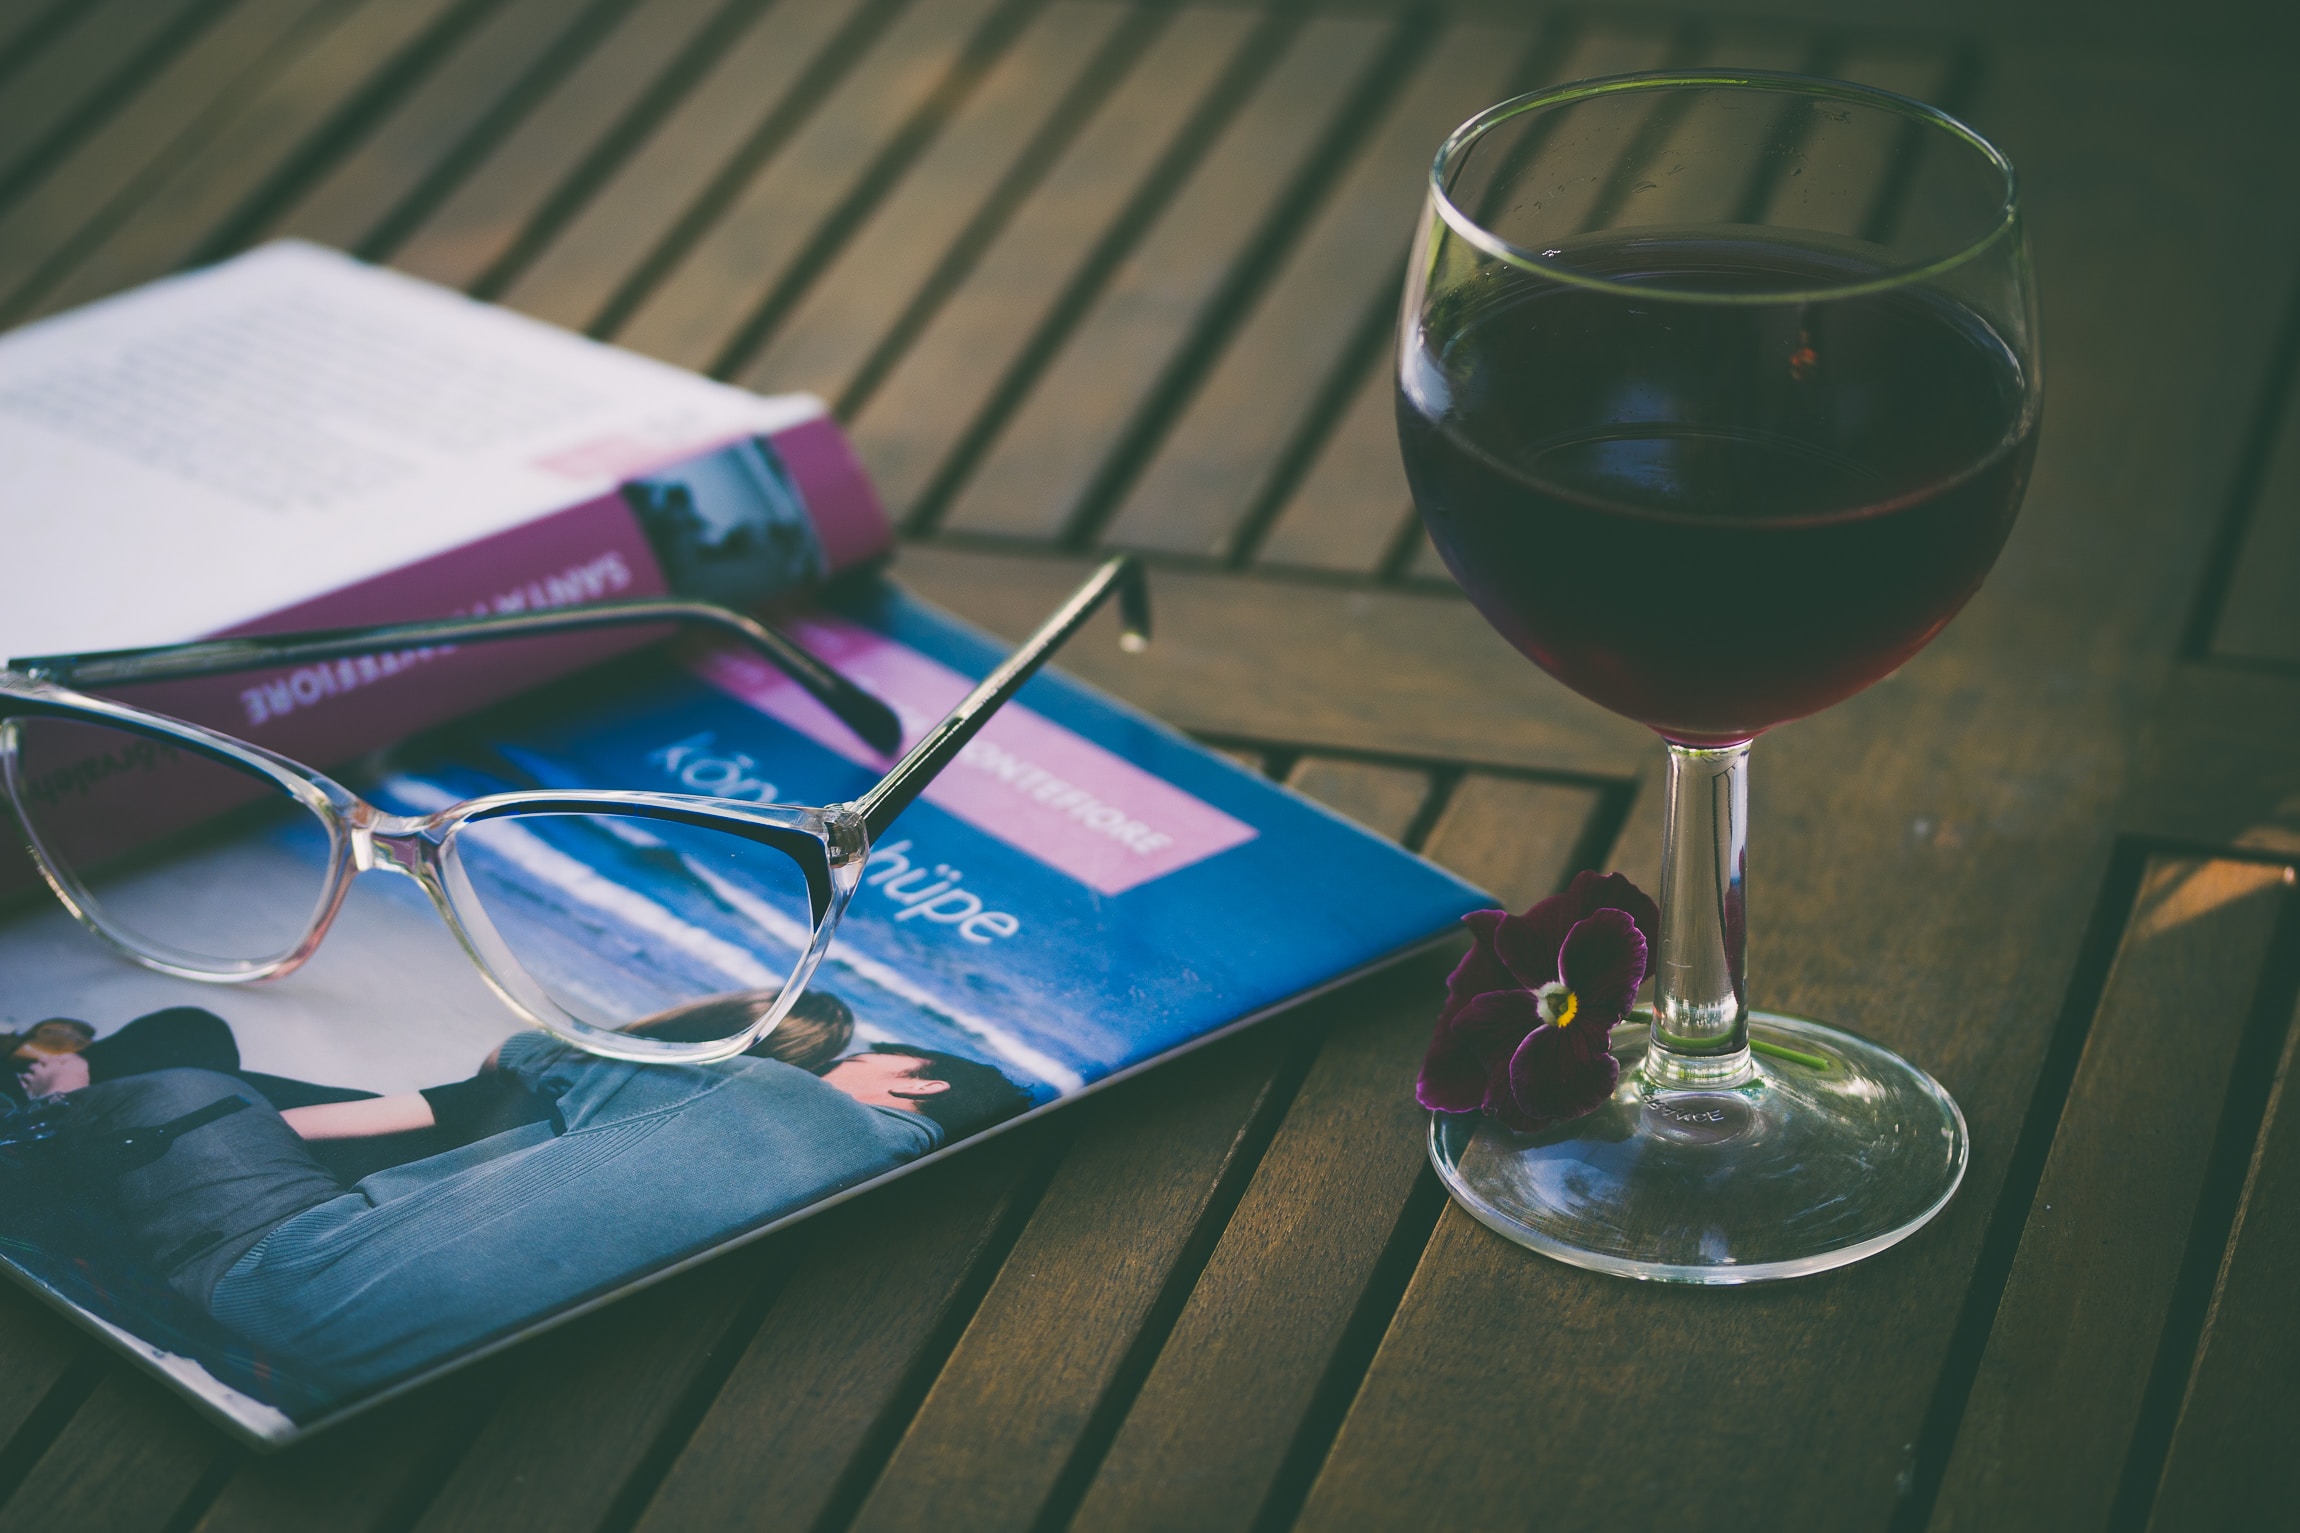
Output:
[{"xmin": 1750, "ymin": 1038, "xmax": 1831, "ymax": 1070}]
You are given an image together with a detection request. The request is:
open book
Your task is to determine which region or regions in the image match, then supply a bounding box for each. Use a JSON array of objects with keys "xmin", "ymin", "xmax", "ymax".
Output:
[{"xmin": 0, "ymin": 248, "xmax": 1486, "ymax": 1447}]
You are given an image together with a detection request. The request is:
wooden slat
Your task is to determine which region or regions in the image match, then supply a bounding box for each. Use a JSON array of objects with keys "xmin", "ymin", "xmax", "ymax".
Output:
[
  {"xmin": 189, "ymin": 1387, "xmax": 500, "ymax": 1533},
  {"xmin": 1247, "ymin": 24, "xmax": 1675, "ymax": 575},
  {"xmin": 0, "ymin": 1373, "xmax": 220, "ymax": 1533},
  {"xmin": 1281, "ymin": 757, "xmax": 1432, "ymax": 842},
  {"xmin": 624, "ymin": 1135, "xmax": 1042, "ymax": 1533},
  {"xmin": 1289, "ymin": 33, "xmax": 2300, "ymax": 1525},
  {"xmin": 2129, "ymin": 666, "xmax": 2300, "ymax": 858},
  {"xmin": 1285, "ymin": 756, "xmax": 1430, "ymax": 842},
  {"xmin": 1100, "ymin": 18, "xmax": 1537, "ymax": 559},
  {"xmin": 1073, "ymin": 786, "xmax": 1597, "ymax": 1533},
  {"xmin": 496, "ymin": 0, "xmax": 874, "ymax": 331},
  {"xmin": 1405, "ymin": 520, "xmax": 1451, "ymax": 582},
  {"xmin": 935, "ymin": 11, "xmax": 1391, "ymax": 540},
  {"xmin": 1928, "ymin": 858, "xmax": 2289, "ymax": 1530},
  {"xmin": 1420, "ymin": 773, "xmax": 1601, "ymax": 910},
  {"xmin": 390, "ymin": 0, "xmax": 732, "ymax": 291},
  {"xmin": 846, "ymin": 1029, "xmax": 1292, "ymax": 1533},
  {"xmin": 2148, "ymin": 978, "xmax": 2300, "ymax": 1529},
  {"xmin": 0, "ymin": 0, "xmax": 212, "ymax": 215},
  {"xmin": 1609, "ymin": 749, "xmax": 1666, "ymax": 904},
  {"xmin": 0, "ymin": 0, "xmax": 338, "ymax": 318},
  {"xmin": 846, "ymin": 4, "xmax": 1260, "ymax": 518},
  {"xmin": 29, "ymin": 0, "xmax": 471, "ymax": 318},
  {"xmin": 612, "ymin": 0, "xmax": 1013, "ymax": 372},
  {"xmin": 2212, "ymin": 378, "xmax": 2300, "ymax": 665},
  {"xmin": 894, "ymin": 545, "xmax": 1656, "ymax": 777},
  {"xmin": 1252, "ymin": 347, "xmax": 1419, "ymax": 578},
  {"xmin": 736, "ymin": 0, "xmax": 1135, "ymax": 407},
  {"xmin": 405, "ymin": 1254, "xmax": 775, "ymax": 1533},
  {"xmin": 264, "ymin": 0, "xmax": 595, "ymax": 252},
  {"xmin": 0, "ymin": 1288, "xmax": 81, "ymax": 1448}
]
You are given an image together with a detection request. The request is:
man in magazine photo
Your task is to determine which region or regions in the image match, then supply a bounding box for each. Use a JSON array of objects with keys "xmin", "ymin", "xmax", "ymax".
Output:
[{"xmin": 13, "ymin": 1015, "xmax": 1027, "ymax": 1393}]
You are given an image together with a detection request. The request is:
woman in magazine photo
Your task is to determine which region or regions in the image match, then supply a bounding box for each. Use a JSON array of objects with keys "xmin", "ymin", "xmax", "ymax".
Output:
[{"xmin": 2, "ymin": 987, "xmax": 1029, "ymax": 1394}]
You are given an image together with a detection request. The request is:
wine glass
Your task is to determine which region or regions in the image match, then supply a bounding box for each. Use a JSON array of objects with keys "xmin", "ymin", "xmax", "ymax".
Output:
[{"xmin": 1400, "ymin": 72, "xmax": 2039, "ymax": 1281}]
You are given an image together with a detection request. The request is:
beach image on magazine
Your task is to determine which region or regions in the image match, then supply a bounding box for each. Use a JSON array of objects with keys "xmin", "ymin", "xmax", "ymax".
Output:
[{"xmin": 0, "ymin": 586, "xmax": 1483, "ymax": 1443}]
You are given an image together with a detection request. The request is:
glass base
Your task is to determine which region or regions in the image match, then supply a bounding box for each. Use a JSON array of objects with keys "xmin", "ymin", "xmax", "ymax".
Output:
[{"xmin": 1429, "ymin": 1011, "xmax": 1968, "ymax": 1284}]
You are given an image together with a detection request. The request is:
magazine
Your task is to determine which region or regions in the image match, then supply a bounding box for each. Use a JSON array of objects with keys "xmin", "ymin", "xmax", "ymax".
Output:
[{"xmin": 0, "ymin": 482, "xmax": 1487, "ymax": 1452}]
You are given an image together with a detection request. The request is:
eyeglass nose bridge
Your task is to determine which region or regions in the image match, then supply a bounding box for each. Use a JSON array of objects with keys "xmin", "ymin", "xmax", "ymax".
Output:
[{"xmin": 348, "ymin": 809, "xmax": 446, "ymax": 884}]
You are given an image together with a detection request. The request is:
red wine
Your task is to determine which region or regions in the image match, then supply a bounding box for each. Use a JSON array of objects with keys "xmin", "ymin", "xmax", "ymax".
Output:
[{"xmin": 1398, "ymin": 238, "xmax": 2035, "ymax": 745}]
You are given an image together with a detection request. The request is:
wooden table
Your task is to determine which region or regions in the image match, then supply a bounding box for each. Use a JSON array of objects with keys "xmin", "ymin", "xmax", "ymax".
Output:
[{"xmin": 1, "ymin": 0, "xmax": 2295, "ymax": 1527}]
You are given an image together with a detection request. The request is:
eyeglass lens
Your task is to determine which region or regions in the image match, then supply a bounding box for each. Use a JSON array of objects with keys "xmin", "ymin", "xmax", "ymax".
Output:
[
  {"xmin": 4, "ymin": 715, "xmax": 337, "ymax": 969},
  {"xmin": 444, "ymin": 812, "xmax": 821, "ymax": 1050}
]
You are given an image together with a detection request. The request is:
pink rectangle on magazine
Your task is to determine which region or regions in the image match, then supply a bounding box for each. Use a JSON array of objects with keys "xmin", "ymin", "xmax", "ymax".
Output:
[{"xmin": 692, "ymin": 619, "xmax": 1256, "ymax": 895}]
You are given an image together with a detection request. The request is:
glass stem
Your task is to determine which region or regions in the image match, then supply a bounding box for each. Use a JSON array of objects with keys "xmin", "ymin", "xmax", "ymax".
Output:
[{"xmin": 1646, "ymin": 740, "xmax": 1755, "ymax": 1089}]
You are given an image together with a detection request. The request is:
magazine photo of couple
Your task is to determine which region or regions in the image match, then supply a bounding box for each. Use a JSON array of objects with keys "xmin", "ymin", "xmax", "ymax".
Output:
[
  {"xmin": 0, "ymin": 607, "xmax": 1471, "ymax": 1443},
  {"xmin": 1, "ymin": 985, "xmax": 1025, "ymax": 1421}
]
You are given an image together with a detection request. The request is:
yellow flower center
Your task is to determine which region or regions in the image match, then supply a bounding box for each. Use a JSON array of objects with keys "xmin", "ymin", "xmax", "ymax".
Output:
[{"xmin": 1553, "ymin": 991, "xmax": 1579, "ymax": 1029}]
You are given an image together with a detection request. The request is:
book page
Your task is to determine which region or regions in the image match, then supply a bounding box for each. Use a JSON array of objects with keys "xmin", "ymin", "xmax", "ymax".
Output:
[{"xmin": 0, "ymin": 243, "xmax": 815, "ymax": 657}]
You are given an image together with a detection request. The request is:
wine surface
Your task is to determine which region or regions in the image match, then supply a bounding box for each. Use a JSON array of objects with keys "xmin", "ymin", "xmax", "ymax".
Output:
[{"xmin": 1398, "ymin": 238, "xmax": 2035, "ymax": 744}]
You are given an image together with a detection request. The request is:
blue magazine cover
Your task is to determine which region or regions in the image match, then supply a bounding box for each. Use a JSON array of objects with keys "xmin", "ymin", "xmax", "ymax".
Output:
[{"xmin": 0, "ymin": 579, "xmax": 1485, "ymax": 1447}]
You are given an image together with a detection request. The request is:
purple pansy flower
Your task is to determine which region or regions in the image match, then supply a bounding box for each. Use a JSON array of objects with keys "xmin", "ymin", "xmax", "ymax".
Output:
[{"xmin": 1417, "ymin": 871, "xmax": 1658, "ymax": 1134}]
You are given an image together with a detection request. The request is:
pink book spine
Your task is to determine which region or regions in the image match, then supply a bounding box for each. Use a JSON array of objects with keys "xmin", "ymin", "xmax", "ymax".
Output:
[{"xmin": 0, "ymin": 416, "xmax": 890, "ymax": 904}]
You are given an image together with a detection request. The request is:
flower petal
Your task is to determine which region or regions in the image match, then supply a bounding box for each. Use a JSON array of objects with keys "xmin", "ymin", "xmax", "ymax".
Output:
[
  {"xmin": 1492, "ymin": 894, "xmax": 1576, "ymax": 990},
  {"xmin": 1558, "ymin": 909, "xmax": 1648, "ymax": 1024},
  {"xmin": 1450, "ymin": 989, "xmax": 1544, "ymax": 1066},
  {"xmin": 1500, "ymin": 1022, "xmax": 1621, "ymax": 1132},
  {"xmin": 1564, "ymin": 870, "xmax": 1659, "ymax": 956},
  {"xmin": 1416, "ymin": 1024, "xmax": 1495, "ymax": 1112},
  {"xmin": 1417, "ymin": 988, "xmax": 1543, "ymax": 1113},
  {"xmin": 1439, "ymin": 909, "xmax": 1516, "ymax": 1027}
]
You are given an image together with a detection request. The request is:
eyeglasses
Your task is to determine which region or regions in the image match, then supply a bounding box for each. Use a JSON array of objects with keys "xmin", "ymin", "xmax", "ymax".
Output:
[{"xmin": 0, "ymin": 557, "xmax": 1149, "ymax": 1064}]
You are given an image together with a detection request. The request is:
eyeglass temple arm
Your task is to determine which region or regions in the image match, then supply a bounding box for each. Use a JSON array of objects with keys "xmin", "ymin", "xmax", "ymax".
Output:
[
  {"xmin": 9, "ymin": 599, "xmax": 904, "ymax": 755},
  {"xmin": 854, "ymin": 555, "xmax": 1150, "ymax": 843}
]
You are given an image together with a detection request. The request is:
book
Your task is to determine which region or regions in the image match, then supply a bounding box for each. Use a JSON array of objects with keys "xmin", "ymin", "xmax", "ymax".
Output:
[
  {"xmin": 0, "ymin": 253, "xmax": 1489, "ymax": 1449},
  {"xmin": 0, "ymin": 240, "xmax": 892, "ymax": 790}
]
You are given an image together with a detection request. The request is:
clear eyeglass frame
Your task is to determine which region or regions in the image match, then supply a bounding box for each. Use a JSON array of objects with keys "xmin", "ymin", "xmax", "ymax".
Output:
[{"xmin": 0, "ymin": 559, "xmax": 1149, "ymax": 1065}]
